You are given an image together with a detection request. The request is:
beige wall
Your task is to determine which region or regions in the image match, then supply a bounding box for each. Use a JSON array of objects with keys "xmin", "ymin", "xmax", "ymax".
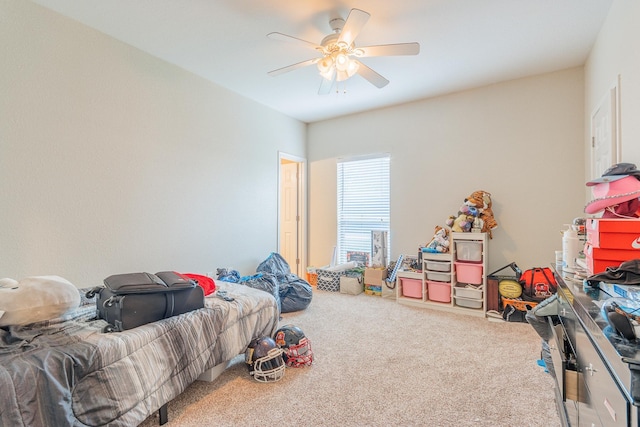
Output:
[
  {"xmin": 308, "ymin": 0, "xmax": 640, "ymax": 274},
  {"xmin": 308, "ymin": 68, "xmax": 586, "ymax": 273},
  {"xmin": 584, "ymin": 1, "xmax": 640, "ymax": 175},
  {"xmin": 3, "ymin": 1, "xmax": 637, "ymax": 285},
  {"xmin": 0, "ymin": 1, "xmax": 306, "ymax": 285}
]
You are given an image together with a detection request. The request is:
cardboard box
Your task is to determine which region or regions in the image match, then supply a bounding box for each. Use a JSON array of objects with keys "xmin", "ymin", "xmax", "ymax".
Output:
[
  {"xmin": 587, "ymin": 218, "xmax": 640, "ymax": 234},
  {"xmin": 584, "ymin": 242, "xmax": 639, "ymax": 261},
  {"xmin": 585, "ymin": 254, "xmax": 625, "ymax": 275},
  {"xmin": 586, "ymin": 218, "xmax": 640, "ymax": 249},
  {"xmin": 364, "ymin": 285, "xmax": 382, "ymax": 296},
  {"xmin": 565, "ymin": 369, "xmax": 587, "ymax": 403},
  {"xmin": 583, "ymin": 241, "xmax": 638, "ymax": 275},
  {"xmin": 364, "ymin": 268, "xmax": 387, "ymax": 286}
]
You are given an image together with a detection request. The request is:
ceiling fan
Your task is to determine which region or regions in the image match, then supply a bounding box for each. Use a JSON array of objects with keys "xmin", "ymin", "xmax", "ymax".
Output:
[{"xmin": 267, "ymin": 8, "xmax": 420, "ymax": 94}]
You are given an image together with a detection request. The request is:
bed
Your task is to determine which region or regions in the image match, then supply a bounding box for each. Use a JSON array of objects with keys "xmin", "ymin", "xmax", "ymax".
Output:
[{"xmin": 0, "ymin": 281, "xmax": 279, "ymax": 427}]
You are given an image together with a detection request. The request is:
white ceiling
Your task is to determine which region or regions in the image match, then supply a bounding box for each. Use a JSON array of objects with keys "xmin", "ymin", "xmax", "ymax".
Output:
[{"xmin": 32, "ymin": 0, "xmax": 612, "ymax": 123}]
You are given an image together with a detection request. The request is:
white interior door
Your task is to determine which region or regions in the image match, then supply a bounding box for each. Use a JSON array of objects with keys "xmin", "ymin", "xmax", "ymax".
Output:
[
  {"xmin": 279, "ymin": 158, "xmax": 301, "ymax": 275},
  {"xmin": 591, "ymin": 78, "xmax": 620, "ymax": 179}
]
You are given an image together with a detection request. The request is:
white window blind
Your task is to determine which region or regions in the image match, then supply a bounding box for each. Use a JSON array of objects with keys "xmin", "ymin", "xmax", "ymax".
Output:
[{"xmin": 337, "ymin": 155, "xmax": 390, "ymax": 265}]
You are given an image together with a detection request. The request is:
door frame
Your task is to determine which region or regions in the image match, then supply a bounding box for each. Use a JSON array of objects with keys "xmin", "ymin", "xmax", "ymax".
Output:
[
  {"xmin": 590, "ymin": 75, "xmax": 621, "ymax": 180},
  {"xmin": 278, "ymin": 152, "xmax": 307, "ymax": 276}
]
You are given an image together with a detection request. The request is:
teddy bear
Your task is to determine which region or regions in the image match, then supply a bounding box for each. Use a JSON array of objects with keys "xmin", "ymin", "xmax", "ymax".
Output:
[
  {"xmin": 446, "ymin": 195, "xmax": 481, "ymax": 233},
  {"xmin": 464, "ymin": 190, "xmax": 498, "ymax": 238},
  {"xmin": 446, "ymin": 213, "xmax": 474, "ymax": 232},
  {"xmin": 423, "ymin": 225, "xmax": 450, "ymax": 253}
]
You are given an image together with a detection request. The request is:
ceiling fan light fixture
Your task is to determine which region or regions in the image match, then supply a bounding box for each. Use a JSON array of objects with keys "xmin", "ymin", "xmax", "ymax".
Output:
[
  {"xmin": 268, "ymin": 8, "xmax": 420, "ymax": 92},
  {"xmin": 317, "ymin": 55, "xmax": 334, "ymax": 74},
  {"xmin": 334, "ymin": 52, "xmax": 350, "ymax": 72},
  {"xmin": 346, "ymin": 59, "xmax": 359, "ymax": 76},
  {"xmin": 319, "ymin": 67, "xmax": 335, "ymax": 81}
]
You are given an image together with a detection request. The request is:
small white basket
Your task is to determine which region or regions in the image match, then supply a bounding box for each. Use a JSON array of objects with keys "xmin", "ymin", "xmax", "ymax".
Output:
[
  {"xmin": 454, "ymin": 284, "xmax": 483, "ymax": 299},
  {"xmin": 454, "ymin": 296, "xmax": 483, "ymax": 309},
  {"xmin": 425, "ymin": 271, "xmax": 451, "ymax": 282},
  {"xmin": 455, "ymin": 241, "xmax": 483, "ymax": 262}
]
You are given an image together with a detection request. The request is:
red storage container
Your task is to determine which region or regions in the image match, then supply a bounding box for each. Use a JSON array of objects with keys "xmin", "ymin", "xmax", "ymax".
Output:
[
  {"xmin": 586, "ymin": 254, "xmax": 624, "ymax": 275},
  {"xmin": 586, "ymin": 218, "xmax": 640, "ymax": 249},
  {"xmin": 584, "ymin": 242, "xmax": 639, "ymax": 261}
]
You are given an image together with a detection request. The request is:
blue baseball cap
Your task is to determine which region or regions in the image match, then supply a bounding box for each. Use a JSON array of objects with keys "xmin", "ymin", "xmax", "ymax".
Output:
[{"xmin": 586, "ymin": 163, "xmax": 640, "ymax": 186}]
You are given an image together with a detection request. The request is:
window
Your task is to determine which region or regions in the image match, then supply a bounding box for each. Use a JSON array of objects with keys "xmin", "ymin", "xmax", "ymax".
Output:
[{"xmin": 337, "ymin": 154, "xmax": 390, "ymax": 265}]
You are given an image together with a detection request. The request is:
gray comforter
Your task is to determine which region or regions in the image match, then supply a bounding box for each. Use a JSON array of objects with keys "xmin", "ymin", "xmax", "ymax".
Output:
[{"xmin": 0, "ymin": 281, "xmax": 279, "ymax": 427}]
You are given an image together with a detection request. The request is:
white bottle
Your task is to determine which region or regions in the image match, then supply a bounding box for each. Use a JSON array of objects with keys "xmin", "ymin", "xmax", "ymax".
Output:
[{"xmin": 562, "ymin": 225, "xmax": 580, "ymax": 273}]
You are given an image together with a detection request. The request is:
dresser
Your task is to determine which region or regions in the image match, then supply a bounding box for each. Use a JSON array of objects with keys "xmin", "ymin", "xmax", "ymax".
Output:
[{"xmin": 551, "ymin": 269, "xmax": 640, "ymax": 426}]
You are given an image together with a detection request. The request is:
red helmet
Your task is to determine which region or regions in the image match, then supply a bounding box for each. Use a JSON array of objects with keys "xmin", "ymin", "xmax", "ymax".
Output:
[{"xmin": 275, "ymin": 324, "xmax": 313, "ymax": 367}]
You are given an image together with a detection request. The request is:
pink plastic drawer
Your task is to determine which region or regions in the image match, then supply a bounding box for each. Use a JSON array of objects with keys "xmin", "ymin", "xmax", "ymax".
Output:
[
  {"xmin": 401, "ymin": 278, "xmax": 422, "ymax": 299},
  {"xmin": 455, "ymin": 262, "xmax": 483, "ymax": 285},
  {"xmin": 427, "ymin": 280, "xmax": 451, "ymax": 303}
]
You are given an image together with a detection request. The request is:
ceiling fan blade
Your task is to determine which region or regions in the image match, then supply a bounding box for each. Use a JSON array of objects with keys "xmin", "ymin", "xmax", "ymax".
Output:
[
  {"xmin": 268, "ymin": 58, "xmax": 320, "ymax": 77},
  {"xmin": 318, "ymin": 75, "xmax": 336, "ymax": 95},
  {"xmin": 267, "ymin": 32, "xmax": 321, "ymax": 51},
  {"xmin": 356, "ymin": 42, "xmax": 420, "ymax": 57},
  {"xmin": 355, "ymin": 61, "xmax": 389, "ymax": 88},
  {"xmin": 337, "ymin": 8, "xmax": 370, "ymax": 47}
]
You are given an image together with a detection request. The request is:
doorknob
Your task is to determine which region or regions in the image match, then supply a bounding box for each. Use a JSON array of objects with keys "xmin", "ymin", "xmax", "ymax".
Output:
[{"xmin": 584, "ymin": 363, "xmax": 597, "ymax": 376}]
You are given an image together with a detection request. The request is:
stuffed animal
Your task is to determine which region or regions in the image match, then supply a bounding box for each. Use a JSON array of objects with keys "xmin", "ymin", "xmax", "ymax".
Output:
[
  {"xmin": 446, "ymin": 196, "xmax": 481, "ymax": 233},
  {"xmin": 446, "ymin": 213, "xmax": 474, "ymax": 232},
  {"xmin": 464, "ymin": 190, "xmax": 498, "ymax": 238},
  {"xmin": 423, "ymin": 226, "xmax": 450, "ymax": 253}
]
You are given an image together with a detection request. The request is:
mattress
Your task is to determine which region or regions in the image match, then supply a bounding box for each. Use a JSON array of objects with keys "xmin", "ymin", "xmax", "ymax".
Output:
[{"xmin": 0, "ymin": 281, "xmax": 279, "ymax": 427}]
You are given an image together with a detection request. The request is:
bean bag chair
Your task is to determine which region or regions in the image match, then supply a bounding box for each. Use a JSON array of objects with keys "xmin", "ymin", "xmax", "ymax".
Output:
[{"xmin": 256, "ymin": 253, "xmax": 312, "ymax": 313}]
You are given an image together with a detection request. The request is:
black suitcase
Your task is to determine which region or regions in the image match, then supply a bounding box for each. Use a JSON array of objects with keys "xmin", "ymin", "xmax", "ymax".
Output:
[{"xmin": 86, "ymin": 271, "xmax": 205, "ymax": 332}]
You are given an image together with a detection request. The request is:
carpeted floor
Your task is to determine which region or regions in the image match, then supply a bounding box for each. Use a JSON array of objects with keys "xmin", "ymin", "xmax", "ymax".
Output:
[{"xmin": 139, "ymin": 289, "xmax": 561, "ymax": 427}]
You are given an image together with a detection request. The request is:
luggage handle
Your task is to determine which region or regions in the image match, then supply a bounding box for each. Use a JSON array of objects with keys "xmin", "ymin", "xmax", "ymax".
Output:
[
  {"xmin": 103, "ymin": 272, "xmax": 195, "ymax": 295},
  {"xmin": 163, "ymin": 293, "xmax": 176, "ymax": 318},
  {"xmin": 488, "ymin": 262, "xmax": 522, "ymax": 280}
]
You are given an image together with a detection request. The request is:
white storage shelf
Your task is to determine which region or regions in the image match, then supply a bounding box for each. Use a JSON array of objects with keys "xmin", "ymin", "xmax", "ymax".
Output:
[{"xmin": 397, "ymin": 233, "xmax": 488, "ymax": 318}]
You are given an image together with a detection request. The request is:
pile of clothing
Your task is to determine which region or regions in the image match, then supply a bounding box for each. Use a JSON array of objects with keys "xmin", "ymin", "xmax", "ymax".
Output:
[{"xmin": 217, "ymin": 253, "xmax": 313, "ymax": 313}]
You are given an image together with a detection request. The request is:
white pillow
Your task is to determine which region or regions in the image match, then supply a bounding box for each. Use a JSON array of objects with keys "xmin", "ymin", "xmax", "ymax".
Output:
[{"xmin": 0, "ymin": 275, "xmax": 80, "ymax": 327}]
